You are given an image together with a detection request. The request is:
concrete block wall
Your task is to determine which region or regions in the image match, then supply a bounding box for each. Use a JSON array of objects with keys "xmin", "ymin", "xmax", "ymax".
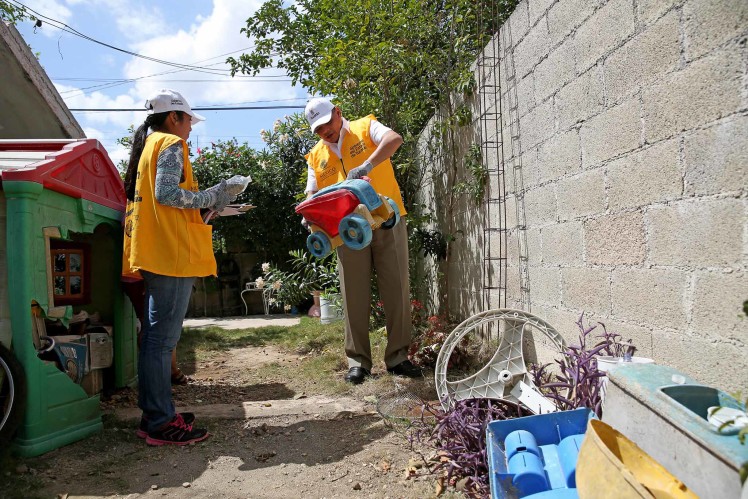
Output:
[{"xmin": 414, "ymin": 0, "xmax": 747, "ymax": 393}]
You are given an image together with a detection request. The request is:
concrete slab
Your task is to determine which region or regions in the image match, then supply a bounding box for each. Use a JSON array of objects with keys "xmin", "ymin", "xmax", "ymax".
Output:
[
  {"xmin": 110, "ymin": 395, "xmax": 374, "ymax": 422},
  {"xmin": 183, "ymin": 315, "xmax": 301, "ymax": 330}
]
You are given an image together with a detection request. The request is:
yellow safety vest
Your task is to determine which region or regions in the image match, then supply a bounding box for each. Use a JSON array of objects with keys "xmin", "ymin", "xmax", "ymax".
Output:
[
  {"xmin": 305, "ymin": 115, "xmax": 407, "ymax": 215},
  {"xmin": 122, "ymin": 132, "xmax": 216, "ymax": 277}
]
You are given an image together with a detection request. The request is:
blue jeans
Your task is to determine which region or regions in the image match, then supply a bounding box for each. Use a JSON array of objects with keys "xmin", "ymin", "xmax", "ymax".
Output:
[{"xmin": 138, "ymin": 271, "xmax": 195, "ymax": 432}]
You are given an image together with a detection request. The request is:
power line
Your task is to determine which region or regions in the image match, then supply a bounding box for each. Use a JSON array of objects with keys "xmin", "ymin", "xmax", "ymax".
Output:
[{"xmin": 11, "ymin": 0, "xmax": 255, "ymax": 76}]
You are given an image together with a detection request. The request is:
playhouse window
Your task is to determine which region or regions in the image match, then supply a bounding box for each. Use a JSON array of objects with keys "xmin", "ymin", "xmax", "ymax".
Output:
[{"xmin": 50, "ymin": 242, "xmax": 91, "ymax": 305}]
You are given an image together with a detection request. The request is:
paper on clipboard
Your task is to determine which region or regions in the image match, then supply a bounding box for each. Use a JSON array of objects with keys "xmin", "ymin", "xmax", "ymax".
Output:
[
  {"xmin": 218, "ymin": 204, "xmax": 255, "ymax": 216},
  {"xmin": 203, "ymin": 204, "xmax": 255, "ymax": 223}
]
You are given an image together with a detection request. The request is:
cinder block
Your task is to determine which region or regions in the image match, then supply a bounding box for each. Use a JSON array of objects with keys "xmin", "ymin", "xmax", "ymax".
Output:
[
  {"xmin": 603, "ymin": 10, "xmax": 680, "ymax": 104},
  {"xmin": 642, "ymin": 50, "xmax": 743, "ymax": 143},
  {"xmin": 636, "ymin": 0, "xmax": 675, "ymax": 26},
  {"xmin": 504, "ymin": 194, "xmax": 519, "ymax": 230},
  {"xmin": 585, "ymin": 211, "xmax": 646, "ymax": 266},
  {"xmin": 580, "ymin": 98, "xmax": 642, "ymax": 168},
  {"xmin": 647, "ymin": 198, "xmax": 744, "ymax": 267},
  {"xmin": 683, "ymin": 0, "xmax": 748, "ymax": 61},
  {"xmin": 537, "ymin": 129, "xmax": 582, "ymax": 184},
  {"xmin": 541, "ymin": 221, "xmax": 584, "ymax": 265},
  {"xmin": 597, "ymin": 318, "xmax": 654, "ymax": 358},
  {"xmin": 524, "ymin": 183, "xmax": 558, "ymax": 227},
  {"xmin": 561, "ymin": 266, "xmax": 611, "ymax": 315},
  {"xmin": 529, "ymin": 265, "xmax": 562, "ymax": 305},
  {"xmin": 692, "ymin": 271, "xmax": 748, "ymax": 344},
  {"xmin": 651, "ymin": 331, "xmax": 748, "ymax": 395},
  {"xmin": 526, "ymin": 227, "xmax": 542, "ymax": 266},
  {"xmin": 535, "ymin": 39, "xmax": 577, "ymax": 102},
  {"xmin": 684, "ymin": 115, "xmax": 748, "ymax": 196},
  {"xmin": 612, "ymin": 267, "xmax": 688, "ymax": 329},
  {"xmin": 573, "ymin": 0, "xmax": 636, "ymax": 72},
  {"xmin": 606, "ymin": 138, "xmax": 682, "ymax": 211},
  {"xmin": 555, "ymin": 66, "xmax": 605, "ymax": 131},
  {"xmin": 532, "ymin": 306, "xmax": 588, "ymax": 348},
  {"xmin": 515, "ymin": 15, "xmax": 551, "ymax": 78},
  {"xmin": 529, "ymin": 0, "xmax": 555, "ymax": 27},
  {"xmin": 519, "ymin": 98, "xmax": 556, "ymax": 151},
  {"xmin": 548, "ymin": 0, "xmax": 597, "ymax": 48},
  {"xmin": 519, "ymin": 146, "xmax": 542, "ymax": 189},
  {"xmin": 557, "ymin": 168, "xmax": 605, "ymax": 221},
  {"xmin": 508, "ymin": 1, "xmax": 531, "ymax": 45},
  {"xmin": 516, "ymin": 73, "xmax": 536, "ymax": 118}
]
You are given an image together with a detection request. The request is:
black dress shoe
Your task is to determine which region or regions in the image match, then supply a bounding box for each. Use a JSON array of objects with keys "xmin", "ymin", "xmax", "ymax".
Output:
[
  {"xmin": 387, "ymin": 360, "xmax": 423, "ymax": 378},
  {"xmin": 344, "ymin": 367, "xmax": 371, "ymax": 384}
]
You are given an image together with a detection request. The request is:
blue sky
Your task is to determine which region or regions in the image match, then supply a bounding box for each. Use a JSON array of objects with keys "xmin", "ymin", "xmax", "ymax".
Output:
[{"xmin": 14, "ymin": 0, "xmax": 310, "ymax": 165}]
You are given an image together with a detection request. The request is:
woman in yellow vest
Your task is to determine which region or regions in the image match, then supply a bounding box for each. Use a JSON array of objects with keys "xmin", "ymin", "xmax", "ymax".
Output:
[
  {"xmin": 122, "ymin": 89, "xmax": 248, "ymax": 445},
  {"xmin": 303, "ymin": 97, "xmax": 421, "ymax": 384}
]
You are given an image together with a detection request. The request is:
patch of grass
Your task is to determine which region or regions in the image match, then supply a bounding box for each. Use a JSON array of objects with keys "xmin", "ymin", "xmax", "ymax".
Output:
[{"xmin": 179, "ymin": 317, "xmax": 345, "ymax": 364}]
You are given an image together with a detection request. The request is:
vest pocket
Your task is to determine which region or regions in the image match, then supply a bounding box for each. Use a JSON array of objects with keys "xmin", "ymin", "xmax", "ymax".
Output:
[{"xmin": 187, "ymin": 222, "xmax": 213, "ymax": 265}]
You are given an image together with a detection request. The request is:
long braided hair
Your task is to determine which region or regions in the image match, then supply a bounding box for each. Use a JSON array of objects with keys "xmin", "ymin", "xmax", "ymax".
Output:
[{"xmin": 123, "ymin": 110, "xmax": 185, "ymax": 201}]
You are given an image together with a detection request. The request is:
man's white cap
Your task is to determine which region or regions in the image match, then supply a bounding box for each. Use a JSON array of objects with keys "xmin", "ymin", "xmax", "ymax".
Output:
[
  {"xmin": 305, "ymin": 97, "xmax": 335, "ymax": 132},
  {"xmin": 145, "ymin": 89, "xmax": 206, "ymax": 123}
]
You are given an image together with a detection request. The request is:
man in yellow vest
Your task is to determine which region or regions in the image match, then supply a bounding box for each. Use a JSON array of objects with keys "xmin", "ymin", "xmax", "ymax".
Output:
[{"xmin": 303, "ymin": 97, "xmax": 422, "ymax": 384}]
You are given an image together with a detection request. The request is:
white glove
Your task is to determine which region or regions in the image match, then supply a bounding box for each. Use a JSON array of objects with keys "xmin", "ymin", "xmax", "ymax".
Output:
[
  {"xmin": 301, "ymin": 217, "xmax": 311, "ymax": 231},
  {"xmin": 224, "ymin": 174, "xmax": 252, "ymax": 196},
  {"xmin": 346, "ymin": 160, "xmax": 373, "ymax": 180},
  {"xmin": 206, "ymin": 180, "xmax": 235, "ymax": 212}
]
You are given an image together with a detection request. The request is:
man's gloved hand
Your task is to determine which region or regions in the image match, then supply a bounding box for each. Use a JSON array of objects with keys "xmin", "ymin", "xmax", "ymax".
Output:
[
  {"xmin": 346, "ymin": 160, "xmax": 373, "ymax": 180},
  {"xmin": 207, "ymin": 180, "xmax": 236, "ymax": 212},
  {"xmin": 301, "ymin": 217, "xmax": 311, "ymax": 231},
  {"xmin": 224, "ymin": 174, "xmax": 252, "ymax": 197}
]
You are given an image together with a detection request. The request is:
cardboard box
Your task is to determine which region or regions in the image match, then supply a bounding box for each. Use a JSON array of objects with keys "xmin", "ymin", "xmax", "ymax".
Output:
[{"xmin": 87, "ymin": 332, "xmax": 112, "ymax": 369}]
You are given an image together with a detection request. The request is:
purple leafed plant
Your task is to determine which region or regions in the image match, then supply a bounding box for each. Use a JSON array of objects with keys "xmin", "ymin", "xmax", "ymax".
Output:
[
  {"xmin": 529, "ymin": 312, "xmax": 634, "ymax": 417},
  {"xmin": 408, "ymin": 398, "xmax": 524, "ymax": 498},
  {"xmin": 406, "ymin": 313, "xmax": 636, "ymax": 498}
]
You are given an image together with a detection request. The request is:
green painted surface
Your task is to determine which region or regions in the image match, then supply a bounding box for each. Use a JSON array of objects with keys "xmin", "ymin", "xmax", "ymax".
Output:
[{"xmin": 1, "ymin": 180, "xmax": 136, "ymax": 456}]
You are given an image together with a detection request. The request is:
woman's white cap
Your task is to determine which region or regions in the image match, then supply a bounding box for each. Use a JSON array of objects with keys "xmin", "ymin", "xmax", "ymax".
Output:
[{"xmin": 145, "ymin": 89, "xmax": 206, "ymax": 122}]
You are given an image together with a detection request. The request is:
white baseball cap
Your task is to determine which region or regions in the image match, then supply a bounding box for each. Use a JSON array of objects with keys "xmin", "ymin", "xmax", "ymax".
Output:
[
  {"xmin": 145, "ymin": 89, "xmax": 206, "ymax": 123},
  {"xmin": 305, "ymin": 97, "xmax": 335, "ymax": 132}
]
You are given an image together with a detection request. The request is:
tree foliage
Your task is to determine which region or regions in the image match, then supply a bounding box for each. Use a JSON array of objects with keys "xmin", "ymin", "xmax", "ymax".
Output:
[
  {"xmin": 191, "ymin": 113, "xmax": 317, "ymax": 265},
  {"xmin": 228, "ymin": 0, "xmax": 517, "ymax": 210},
  {"xmin": 0, "ymin": 1, "xmax": 28, "ymax": 24}
]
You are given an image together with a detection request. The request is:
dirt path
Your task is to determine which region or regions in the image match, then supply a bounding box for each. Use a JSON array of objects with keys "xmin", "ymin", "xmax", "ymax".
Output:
[{"xmin": 2, "ymin": 341, "xmax": 447, "ymax": 499}]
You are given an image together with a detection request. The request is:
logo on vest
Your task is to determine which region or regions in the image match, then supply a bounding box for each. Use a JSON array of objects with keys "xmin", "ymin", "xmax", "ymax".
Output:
[{"xmin": 349, "ymin": 140, "xmax": 366, "ymax": 157}]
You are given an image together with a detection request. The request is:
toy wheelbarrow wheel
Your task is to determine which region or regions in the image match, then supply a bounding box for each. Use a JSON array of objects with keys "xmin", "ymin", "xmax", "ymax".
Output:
[
  {"xmin": 0, "ymin": 343, "xmax": 27, "ymax": 444},
  {"xmin": 380, "ymin": 198, "xmax": 401, "ymax": 230},
  {"xmin": 339, "ymin": 214, "xmax": 373, "ymax": 250},
  {"xmin": 307, "ymin": 232, "xmax": 333, "ymax": 258}
]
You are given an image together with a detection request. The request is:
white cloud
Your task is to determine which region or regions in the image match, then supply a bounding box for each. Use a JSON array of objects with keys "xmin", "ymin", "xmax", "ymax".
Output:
[
  {"xmin": 122, "ymin": 0, "xmax": 299, "ymax": 107},
  {"xmin": 22, "ymin": 0, "xmax": 73, "ymax": 37}
]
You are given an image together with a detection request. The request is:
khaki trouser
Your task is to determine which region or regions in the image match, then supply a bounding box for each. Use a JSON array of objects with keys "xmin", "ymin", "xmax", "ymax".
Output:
[{"xmin": 337, "ymin": 220, "xmax": 411, "ymax": 370}]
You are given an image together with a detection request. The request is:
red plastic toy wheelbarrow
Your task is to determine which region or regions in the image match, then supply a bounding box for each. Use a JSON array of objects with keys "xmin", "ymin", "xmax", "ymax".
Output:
[{"xmin": 295, "ymin": 178, "xmax": 400, "ymax": 258}]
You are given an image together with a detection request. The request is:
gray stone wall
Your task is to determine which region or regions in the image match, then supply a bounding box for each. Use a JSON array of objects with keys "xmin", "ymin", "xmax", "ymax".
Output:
[{"xmin": 414, "ymin": 0, "xmax": 747, "ymax": 393}]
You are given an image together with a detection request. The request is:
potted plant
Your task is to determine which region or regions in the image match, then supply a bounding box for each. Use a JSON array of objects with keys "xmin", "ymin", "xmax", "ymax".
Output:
[{"xmin": 260, "ymin": 250, "xmax": 340, "ymax": 317}]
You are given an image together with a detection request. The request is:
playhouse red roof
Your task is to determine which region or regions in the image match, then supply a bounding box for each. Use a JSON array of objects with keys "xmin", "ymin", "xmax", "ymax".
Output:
[{"xmin": 0, "ymin": 139, "xmax": 126, "ymax": 212}]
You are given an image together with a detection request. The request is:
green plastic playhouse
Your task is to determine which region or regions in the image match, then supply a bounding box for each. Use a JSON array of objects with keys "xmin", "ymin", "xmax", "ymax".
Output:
[{"xmin": 0, "ymin": 138, "xmax": 137, "ymax": 456}]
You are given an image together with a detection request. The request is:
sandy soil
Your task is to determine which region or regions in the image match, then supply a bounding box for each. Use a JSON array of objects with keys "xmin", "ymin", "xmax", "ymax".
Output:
[{"xmin": 1, "ymin": 343, "xmax": 452, "ymax": 499}]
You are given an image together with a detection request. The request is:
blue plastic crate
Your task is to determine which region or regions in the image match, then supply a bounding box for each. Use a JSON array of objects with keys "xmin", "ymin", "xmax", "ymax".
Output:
[{"xmin": 486, "ymin": 408, "xmax": 595, "ymax": 498}]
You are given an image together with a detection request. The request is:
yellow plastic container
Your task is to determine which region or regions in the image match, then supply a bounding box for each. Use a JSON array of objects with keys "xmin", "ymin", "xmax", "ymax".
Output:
[{"xmin": 577, "ymin": 419, "xmax": 698, "ymax": 499}]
